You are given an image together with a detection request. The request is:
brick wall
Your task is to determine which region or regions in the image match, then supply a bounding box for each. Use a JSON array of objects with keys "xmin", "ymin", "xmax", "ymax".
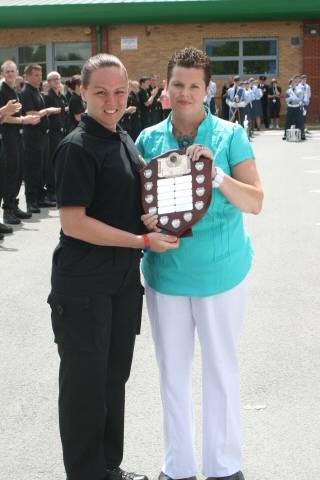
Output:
[
  {"xmin": 0, "ymin": 26, "xmax": 90, "ymax": 46},
  {"xmin": 1, "ymin": 20, "xmax": 316, "ymax": 119},
  {"xmin": 108, "ymin": 21, "xmax": 304, "ymax": 117}
]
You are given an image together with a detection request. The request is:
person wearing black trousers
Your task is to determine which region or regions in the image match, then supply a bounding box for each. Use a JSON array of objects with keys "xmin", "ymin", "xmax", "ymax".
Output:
[
  {"xmin": 45, "ymin": 71, "xmax": 68, "ymax": 201},
  {"xmin": 20, "ymin": 63, "xmax": 61, "ymax": 213},
  {"xmin": 48, "ymin": 53, "xmax": 179, "ymax": 480},
  {"xmin": 258, "ymin": 75, "xmax": 270, "ymax": 129},
  {"xmin": 0, "ymin": 60, "xmax": 41, "ymax": 225}
]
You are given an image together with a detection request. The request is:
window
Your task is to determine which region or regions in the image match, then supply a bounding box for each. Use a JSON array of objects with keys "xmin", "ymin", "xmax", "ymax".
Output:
[
  {"xmin": 0, "ymin": 44, "xmax": 46, "ymax": 76},
  {"xmin": 0, "ymin": 42, "xmax": 91, "ymax": 80},
  {"xmin": 204, "ymin": 38, "xmax": 278, "ymax": 77},
  {"xmin": 19, "ymin": 44, "xmax": 47, "ymax": 77},
  {"xmin": 54, "ymin": 42, "xmax": 91, "ymax": 80}
]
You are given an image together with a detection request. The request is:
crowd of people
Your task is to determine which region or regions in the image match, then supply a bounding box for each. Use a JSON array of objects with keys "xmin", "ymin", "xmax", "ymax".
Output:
[{"xmin": 0, "ymin": 60, "xmax": 312, "ymax": 243}]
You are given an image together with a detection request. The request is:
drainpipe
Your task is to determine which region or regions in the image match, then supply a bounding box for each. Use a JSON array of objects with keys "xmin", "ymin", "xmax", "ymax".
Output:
[{"xmin": 96, "ymin": 25, "xmax": 102, "ymax": 53}]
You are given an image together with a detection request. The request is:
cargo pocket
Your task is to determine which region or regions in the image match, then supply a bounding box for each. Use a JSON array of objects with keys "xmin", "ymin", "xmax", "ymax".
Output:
[
  {"xmin": 136, "ymin": 285, "xmax": 145, "ymax": 335},
  {"xmin": 47, "ymin": 291, "xmax": 93, "ymax": 351}
]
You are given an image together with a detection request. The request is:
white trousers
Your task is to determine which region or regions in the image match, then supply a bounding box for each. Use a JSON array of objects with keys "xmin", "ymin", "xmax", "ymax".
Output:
[{"xmin": 145, "ymin": 278, "xmax": 248, "ymax": 478}]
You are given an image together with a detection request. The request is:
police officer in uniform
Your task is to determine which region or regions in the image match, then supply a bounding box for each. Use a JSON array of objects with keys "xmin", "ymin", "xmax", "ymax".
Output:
[
  {"xmin": 0, "ymin": 60, "xmax": 40, "ymax": 224},
  {"xmin": 283, "ymin": 75, "xmax": 305, "ymax": 140},
  {"xmin": 258, "ymin": 75, "xmax": 270, "ymax": 128},
  {"xmin": 45, "ymin": 71, "xmax": 68, "ymax": 201},
  {"xmin": 20, "ymin": 63, "xmax": 60, "ymax": 213},
  {"xmin": 48, "ymin": 53, "xmax": 178, "ymax": 480}
]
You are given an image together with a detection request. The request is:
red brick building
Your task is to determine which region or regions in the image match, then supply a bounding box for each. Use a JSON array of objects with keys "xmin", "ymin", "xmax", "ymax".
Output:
[{"xmin": 0, "ymin": 0, "xmax": 319, "ymax": 119}]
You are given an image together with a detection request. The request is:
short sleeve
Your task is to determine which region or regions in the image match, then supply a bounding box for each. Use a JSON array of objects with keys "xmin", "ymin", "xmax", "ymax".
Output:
[
  {"xmin": 54, "ymin": 142, "xmax": 96, "ymax": 208},
  {"xmin": 228, "ymin": 124, "xmax": 255, "ymax": 167}
]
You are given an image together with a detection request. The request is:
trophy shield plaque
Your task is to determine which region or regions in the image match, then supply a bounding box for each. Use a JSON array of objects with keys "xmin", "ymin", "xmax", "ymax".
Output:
[{"xmin": 140, "ymin": 149, "xmax": 212, "ymax": 237}]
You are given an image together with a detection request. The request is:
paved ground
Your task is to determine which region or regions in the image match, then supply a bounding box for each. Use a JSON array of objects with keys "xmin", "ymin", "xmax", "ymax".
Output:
[{"xmin": 0, "ymin": 130, "xmax": 320, "ymax": 480}]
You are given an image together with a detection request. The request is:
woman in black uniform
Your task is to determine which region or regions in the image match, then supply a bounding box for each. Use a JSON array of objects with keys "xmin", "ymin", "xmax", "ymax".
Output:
[
  {"xmin": 67, "ymin": 74, "xmax": 85, "ymax": 132},
  {"xmin": 48, "ymin": 54, "xmax": 179, "ymax": 480},
  {"xmin": 268, "ymin": 78, "xmax": 281, "ymax": 129}
]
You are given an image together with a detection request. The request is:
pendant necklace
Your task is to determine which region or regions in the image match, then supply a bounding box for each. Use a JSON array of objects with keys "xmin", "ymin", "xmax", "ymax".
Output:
[{"xmin": 172, "ymin": 113, "xmax": 206, "ymax": 149}]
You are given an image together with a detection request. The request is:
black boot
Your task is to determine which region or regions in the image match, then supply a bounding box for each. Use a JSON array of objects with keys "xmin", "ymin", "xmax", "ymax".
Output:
[
  {"xmin": 14, "ymin": 207, "xmax": 32, "ymax": 219},
  {"xmin": 27, "ymin": 202, "xmax": 41, "ymax": 214},
  {"xmin": 3, "ymin": 209, "xmax": 21, "ymax": 225},
  {"xmin": 0, "ymin": 221, "xmax": 13, "ymax": 234}
]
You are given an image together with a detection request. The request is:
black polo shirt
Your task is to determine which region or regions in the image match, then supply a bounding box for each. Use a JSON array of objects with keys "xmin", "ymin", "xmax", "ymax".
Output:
[
  {"xmin": 53, "ymin": 114, "xmax": 145, "ymax": 276},
  {"xmin": 68, "ymin": 92, "xmax": 85, "ymax": 132},
  {"xmin": 0, "ymin": 81, "xmax": 21, "ymax": 139},
  {"xmin": 45, "ymin": 88, "xmax": 68, "ymax": 131},
  {"xmin": 20, "ymin": 82, "xmax": 49, "ymax": 135}
]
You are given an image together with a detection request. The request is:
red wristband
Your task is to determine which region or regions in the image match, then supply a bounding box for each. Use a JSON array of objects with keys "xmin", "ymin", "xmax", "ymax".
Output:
[{"xmin": 143, "ymin": 234, "xmax": 151, "ymax": 251}]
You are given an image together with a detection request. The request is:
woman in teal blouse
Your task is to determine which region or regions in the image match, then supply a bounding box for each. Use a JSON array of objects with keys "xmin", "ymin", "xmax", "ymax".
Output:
[{"xmin": 136, "ymin": 48, "xmax": 263, "ymax": 480}]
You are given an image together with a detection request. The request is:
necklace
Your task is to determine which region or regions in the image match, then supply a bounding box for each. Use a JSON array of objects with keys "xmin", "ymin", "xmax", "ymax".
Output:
[{"xmin": 172, "ymin": 112, "xmax": 206, "ymax": 149}]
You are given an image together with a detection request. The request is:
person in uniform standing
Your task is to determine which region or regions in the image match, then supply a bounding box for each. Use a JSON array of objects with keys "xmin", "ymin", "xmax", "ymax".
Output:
[
  {"xmin": 48, "ymin": 53, "xmax": 179, "ymax": 480},
  {"xmin": 119, "ymin": 80, "xmax": 141, "ymax": 141},
  {"xmin": 205, "ymin": 75, "xmax": 217, "ymax": 115},
  {"xmin": 138, "ymin": 76, "xmax": 158, "ymax": 130},
  {"xmin": 0, "ymin": 60, "xmax": 40, "ymax": 225},
  {"xmin": 160, "ymin": 79, "xmax": 172, "ymax": 119},
  {"xmin": 68, "ymin": 74, "xmax": 86, "ymax": 132},
  {"xmin": 0, "ymin": 97, "xmax": 25, "ymax": 238},
  {"xmin": 149, "ymin": 75, "xmax": 163, "ymax": 125},
  {"xmin": 282, "ymin": 75, "xmax": 305, "ymax": 140},
  {"xmin": 300, "ymin": 74, "xmax": 311, "ymax": 134},
  {"xmin": 221, "ymin": 82, "xmax": 230, "ymax": 120},
  {"xmin": 45, "ymin": 71, "xmax": 68, "ymax": 202},
  {"xmin": 226, "ymin": 75, "xmax": 246, "ymax": 125},
  {"xmin": 268, "ymin": 78, "xmax": 281, "ymax": 129},
  {"xmin": 257, "ymin": 75, "xmax": 269, "ymax": 128},
  {"xmin": 136, "ymin": 46, "xmax": 263, "ymax": 480},
  {"xmin": 20, "ymin": 63, "xmax": 60, "ymax": 213}
]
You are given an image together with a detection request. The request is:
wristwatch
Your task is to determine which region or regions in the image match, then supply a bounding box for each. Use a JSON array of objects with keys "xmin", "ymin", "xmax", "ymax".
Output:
[{"xmin": 212, "ymin": 166, "xmax": 225, "ymax": 188}]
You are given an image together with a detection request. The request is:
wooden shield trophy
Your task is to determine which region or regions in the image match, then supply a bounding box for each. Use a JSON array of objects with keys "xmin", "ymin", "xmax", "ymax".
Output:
[{"xmin": 140, "ymin": 149, "xmax": 212, "ymax": 237}]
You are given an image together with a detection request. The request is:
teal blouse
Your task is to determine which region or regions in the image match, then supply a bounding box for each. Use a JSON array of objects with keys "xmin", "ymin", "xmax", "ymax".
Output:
[{"xmin": 136, "ymin": 111, "xmax": 256, "ymax": 297}]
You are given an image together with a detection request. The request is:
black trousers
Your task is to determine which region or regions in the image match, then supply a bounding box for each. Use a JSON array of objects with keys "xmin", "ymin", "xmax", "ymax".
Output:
[
  {"xmin": 1, "ymin": 132, "xmax": 23, "ymax": 210},
  {"xmin": 49, "ymin": 261, "xmax": 143, "ymax": 480},
  {"xmin": 24, "ymin": 132, "xmax": 48, "ymax": 203},
  {"xmin": 46, "ymin": 130, "xmax": 64, "ymax": 195},
  {"xmin": 261, "ymin": 100, "xmax": 269, "ymax": 128},
  {"xmin": 284, "ymin": 107, "xmax": 305, "ymax": 138}
]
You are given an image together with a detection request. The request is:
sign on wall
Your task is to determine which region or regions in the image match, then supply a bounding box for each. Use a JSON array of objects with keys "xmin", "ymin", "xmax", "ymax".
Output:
[{"xmin": 121, "ymin": 37, "xmax": 138, "ymax": 50}]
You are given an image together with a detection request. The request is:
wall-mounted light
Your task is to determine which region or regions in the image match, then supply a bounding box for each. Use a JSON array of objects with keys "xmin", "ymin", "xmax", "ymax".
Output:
[{"xmin": 306, "ymin": 25, "xmax": 318, "ymax": 36}]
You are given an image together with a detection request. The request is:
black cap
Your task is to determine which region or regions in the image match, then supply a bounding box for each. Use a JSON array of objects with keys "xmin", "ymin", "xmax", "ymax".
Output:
[{"xmin": 259, "ymin": 75, "xmax": 266, "ymax": 81}]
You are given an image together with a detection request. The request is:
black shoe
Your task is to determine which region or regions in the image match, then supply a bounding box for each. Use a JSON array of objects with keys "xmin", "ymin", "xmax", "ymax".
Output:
[
  {"xmin": 206, "ymin": 471, "xmax": 245, "ymax": 480},
  {"xmin": 159, "ymin": 472, "xmax": 197, "ymax": 480},
  {"xmin": 27, "ymin": 202, "xmax": 41, "ymax": 214},
  {"xmin": 38, "ymin": 198, "xmax": 56, "ymax": 208},
  {"xmin": 3, "ymin": 210, "xmax": 21, "ymax": 225},
  {"xmin": 14, "ymin": 207, "xmax": 32, "ymax": 219},
  {"xmin": 105, "ymin": 467, "xmax": 148, "ymax": 480},
  {"xmin": 0, "ymin": 222, "xmax": 13, "ymax": 234},
  {"xmin": 282, "ymin": 136, "xmax": 286, "ymax": 140},
  {"xmin": 0, "ymin": 232, "xmax": 3, "ymax": 240}
]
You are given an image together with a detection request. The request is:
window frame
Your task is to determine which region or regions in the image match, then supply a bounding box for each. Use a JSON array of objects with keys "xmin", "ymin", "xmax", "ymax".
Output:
[{"xmin": 204, "ymin": 37, "xmax": 279, "ymax": 78}]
